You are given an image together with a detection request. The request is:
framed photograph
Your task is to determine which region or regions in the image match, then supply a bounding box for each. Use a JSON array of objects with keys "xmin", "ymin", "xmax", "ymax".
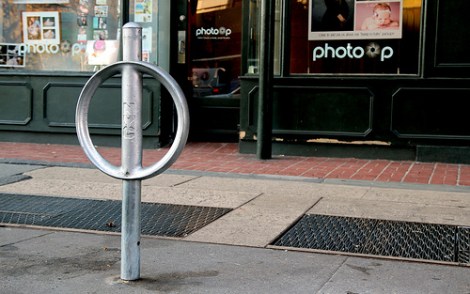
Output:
[
  {"xmin": 0, "ymin": 43, "xmax": 26, "ymax": 68},
  {"xmin": 22, "ymin": 11, "xmax": 60, "ymax": 45},
  {"xmin": 93, "ymin": 30, "xmax": 108, "ymax": 40},
  {"xmin": 86, "ymin": 40, "xmax": 118, "ymax": 65},
  {"xmin": 135, "ymin": 0, "xmax": 152, "ymax": 22},
  {"xmin": 77, "ymin": 14, "xmax": 88, "ymax": 27},
  {"xmin": 308, "ymin": 0, "xmax": 402, "ymax": 41},
  {"xmin": 93, "ymin": 17, "xmax": 107, "ymax": 29},
  {"xmin": 94, "ymin": 6, "xmax": 109, "ymax": 17},
  {"xmin": 354, "ymin": 1, "xmax": 402, "ymax": 39}
]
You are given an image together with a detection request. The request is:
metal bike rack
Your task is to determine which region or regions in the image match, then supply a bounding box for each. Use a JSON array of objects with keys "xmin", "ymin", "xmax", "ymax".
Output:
[{"xmin": 75, "ymin": 23, "xmax": 189, "ymax": 281}]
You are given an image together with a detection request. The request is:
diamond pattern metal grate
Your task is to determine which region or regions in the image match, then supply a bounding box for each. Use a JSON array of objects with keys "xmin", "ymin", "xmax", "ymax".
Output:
[
  {"xmin": 0, "ymin": 193, "xmax": 231, "ymax": 237},
  {"xmin": 272, "ymin": 214, "xmax": 470, "ymax": 265}
]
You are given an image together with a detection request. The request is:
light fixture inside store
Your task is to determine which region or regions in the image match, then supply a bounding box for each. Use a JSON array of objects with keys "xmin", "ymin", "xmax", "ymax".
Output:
[
  {"xmin": 297, "ymin": 0, "xmax": 308, "ymax": 9},
  {"xmin": 197, "ymin": 0, "xmax": 232, "ymax": 14}
]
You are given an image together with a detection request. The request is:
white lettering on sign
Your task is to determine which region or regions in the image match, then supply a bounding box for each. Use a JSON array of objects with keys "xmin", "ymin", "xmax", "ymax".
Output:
[
  {"xmin": 195, "ymin": 27, "xmax": 232, "ymax": 39},
  {"xmin": 312, "ymin": 42, "xmax": 393, "ymax": 62},
  {"xmin": 72, "ymin": 43, "xmax": 87, "ymax": 55},
  {"xmin": 12, "ymin": 42, "xmax": 85, "ymax": 56},
  {"xmin": 17, "ymin": 43, "xmax": 61, "ymax": 55}
]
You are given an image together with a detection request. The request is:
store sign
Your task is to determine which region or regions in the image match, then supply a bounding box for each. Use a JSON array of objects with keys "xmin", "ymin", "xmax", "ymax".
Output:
[
  {"xmin": 312, "ymin": 42, "xmax": 393, "ymax": 61},
  {"xmin": 27, "ymin": 43, "xmax": 62, "ymax": 54},
  {"xmin": 308, "ymin": 0, "xmax": 403, "ymax": 40},
  {"xmin": 1, "ymin": 42, "xmax": 102, "ymax": 56},
  {"xmin": 195, "ymin": 26, "xmax": 232, "ymax": 40}
]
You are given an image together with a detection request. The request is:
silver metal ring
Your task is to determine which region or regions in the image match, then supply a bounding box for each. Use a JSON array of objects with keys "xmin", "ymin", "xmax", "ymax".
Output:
[{"xmin": 76, "ymin": 61, "xmax": 189, "ymax": 180}]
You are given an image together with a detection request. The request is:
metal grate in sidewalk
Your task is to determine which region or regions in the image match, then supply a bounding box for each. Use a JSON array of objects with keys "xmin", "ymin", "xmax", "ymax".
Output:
[
  {"xmin": 0, "ymin": 193, "xmax": 231, "ymax": 237},
  {"xmin": 272, "ymin": 214, "xmax": 470, "ymax": 265}
]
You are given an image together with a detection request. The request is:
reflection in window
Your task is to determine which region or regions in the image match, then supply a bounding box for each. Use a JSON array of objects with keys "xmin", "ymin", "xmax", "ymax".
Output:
[
  {"xmin": 197, "ymin": 0, "xmax": 232, "ymax": 14},
  {"xmin": 245, "ymin": 0, "xmax": 282, "ymax": 76},
  {"xmin": 0, "ymin": 0, "xmax": 123, "ymax": 72},
  {"xmin": 129, "ymin": 0, "xmax": 159, "ymax": 64},
  {"xmin": 189, "ymin": 0, "xmax": 242, "ymax": 98}
]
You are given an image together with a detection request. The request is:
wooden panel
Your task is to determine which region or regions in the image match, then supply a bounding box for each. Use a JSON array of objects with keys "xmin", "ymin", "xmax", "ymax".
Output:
[
  {"xmin": 248, "ymin": 86, "xmax": 374, "ymax": 137},
  {"xmin": 391, "ymin": 87, "xmax": 470, "ymax": 139},
  {"xmin": 0, "ymin": 82, "xmax": 32, "ymax": 125},
  {"xmin": 425, "ymin": 0, "xmax": 470, "ymax": 77},
  {"xmin": 43, "ymin": 82, "xmax": 154, "ymax": 130},
  {"xmin": 435, "ymin": 1, "xmax": 470, "ymax": 65},
  {"xmin": 189, "ymin": 96, "xmax": 240, "ymax": 141}
]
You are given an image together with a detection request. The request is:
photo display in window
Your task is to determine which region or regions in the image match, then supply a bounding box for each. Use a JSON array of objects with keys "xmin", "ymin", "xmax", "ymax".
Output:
[
  {"xmin": 0, "ymin": 0, "xmax": 122, "ymax": 72},
  {"xmin": 309, "ymin": 0, "xmax": 403, "ymax": 40},
  {"xmin": 288, "ymin": 0, "xmax": 422, "ymax": 74}
]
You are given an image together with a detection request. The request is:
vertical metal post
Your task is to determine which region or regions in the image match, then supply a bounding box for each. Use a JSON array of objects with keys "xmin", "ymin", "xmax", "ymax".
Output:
[
  {"xmin": 121, "ymin": 22, "xmax": 143, "ymax": 281},
  {"xmin": 257, "ymin": 0, "xmax": 275, "ymax": 159}
]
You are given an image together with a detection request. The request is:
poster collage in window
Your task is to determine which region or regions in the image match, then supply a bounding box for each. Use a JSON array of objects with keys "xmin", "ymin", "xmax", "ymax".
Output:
[
  {"xmin": 129, "ymin": 0, "xmax": 155, "ymax": 63},
  {"xmin": 290, "ymin": 0, "xmax": 422, "ymax": 74},
  {"xmin": 0, "ymin": 0, "xmax": 122, "ymax": 71}
]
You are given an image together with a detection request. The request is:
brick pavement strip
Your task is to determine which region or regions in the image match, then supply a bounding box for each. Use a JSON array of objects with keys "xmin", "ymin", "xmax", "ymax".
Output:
[{"xmin": 0, "ymin": 142, "xmax": 469, "ymax": 186}]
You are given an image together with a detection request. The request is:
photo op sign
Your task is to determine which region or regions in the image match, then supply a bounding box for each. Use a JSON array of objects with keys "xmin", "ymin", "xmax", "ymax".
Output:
[{"xmin": 308, "ymin": 0, "xmax": 403, "ymax": 40}]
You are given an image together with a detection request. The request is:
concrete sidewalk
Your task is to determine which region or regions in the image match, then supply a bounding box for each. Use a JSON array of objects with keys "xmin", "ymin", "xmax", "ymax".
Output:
[
  {"xmin": 1, "ymin": 163, "xmax": 470, "ymax": 293},
  {"xmin": 3, "ymin": 226, "xmax": 469, "ymax": 294}
]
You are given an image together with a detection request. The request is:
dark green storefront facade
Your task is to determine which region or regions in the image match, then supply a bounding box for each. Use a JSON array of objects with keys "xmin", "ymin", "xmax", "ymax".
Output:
[
  {"xmin": 238, "ymin": 0, "xmax": 470, "ymax": 163},
  {"xmin": 1, "ymin": 0, "xmax": 469, "ymax": 163},
  {"xmin": 0, "ymin": 1, "xmax": 173, "ymax": 148}
]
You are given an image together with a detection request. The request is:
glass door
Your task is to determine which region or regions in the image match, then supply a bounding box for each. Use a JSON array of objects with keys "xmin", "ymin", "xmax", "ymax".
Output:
[
  {"xmin": 187, "ymin": 0, "xmax": 242, "ymax": 99},
  {"xmin": 181, "ymin": 0, "xmax": 243, "ymax": 141}
]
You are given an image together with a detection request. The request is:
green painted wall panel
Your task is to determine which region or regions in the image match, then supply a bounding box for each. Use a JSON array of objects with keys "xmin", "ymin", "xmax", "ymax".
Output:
[
  {"xmin": 246, "ymin": 85, "xmax": 373, "ymax": 136},
  {"xmin": 0, "ymin": 82, "xmax": 32, "ymax": 125},
  {"xmin": 392, "ymin": 88, "xmax": 470, "ymax": 139},
  {"xmin": 43, "ymin": 81, "xmax": 156, "ymax": 132},
  {"xmin": 272, "ymin": 87, "xmax": 372, "ymax": 135}
]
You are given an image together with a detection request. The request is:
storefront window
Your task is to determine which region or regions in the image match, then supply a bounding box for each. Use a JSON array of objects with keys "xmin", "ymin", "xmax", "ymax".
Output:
[
  {"xmin": 128, "ymin": 0, "xmax": 158, "ymax": 64},
  {"xmin": 0, "ymin": 0, "xmax": 123, "ymax": 72},
  {"xmin": 188, "ymin": 0, "xmax": 242, "ymax": 98},
  {"xmin": 290, "ymin": 0, "xmax": 422, "ymax": 75},
  {"xmin": 246, "ymin": 0, "xmax": 282, "ymax": 75}
]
